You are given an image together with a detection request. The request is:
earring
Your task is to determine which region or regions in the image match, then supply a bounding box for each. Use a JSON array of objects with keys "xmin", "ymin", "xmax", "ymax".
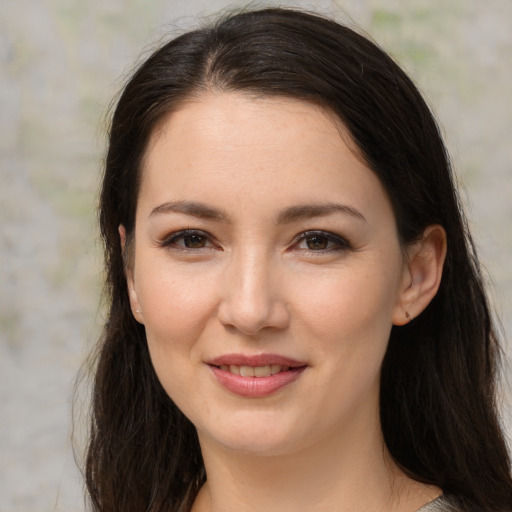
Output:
[
  {"xmin": 405, "ymin": 311, "xmax": 411, "ymax": 320},
  {"xmin": 136, "ymin": 309, "xmax": 142, "ymax": 314}
]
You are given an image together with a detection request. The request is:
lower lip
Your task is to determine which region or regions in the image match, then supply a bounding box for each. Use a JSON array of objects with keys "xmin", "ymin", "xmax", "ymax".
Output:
[{"xmin": 209, "ymin": 365, "xmax": 307, "ymax": 398}]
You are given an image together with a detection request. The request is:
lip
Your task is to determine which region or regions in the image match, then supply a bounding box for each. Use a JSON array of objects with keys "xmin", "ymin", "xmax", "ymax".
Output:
[
  {"xmin": 206, "ymin": 353, "xmax": 307, "ymax": 367},
  {"xmin": 206, "ymin": 353, "xmax": 308, "ymax": 398}
]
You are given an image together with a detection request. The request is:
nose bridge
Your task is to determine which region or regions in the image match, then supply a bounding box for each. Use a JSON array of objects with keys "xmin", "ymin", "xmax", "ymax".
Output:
[{"xmin": 218, "ymin": 243, "xmax": 288, "ymax": 334}]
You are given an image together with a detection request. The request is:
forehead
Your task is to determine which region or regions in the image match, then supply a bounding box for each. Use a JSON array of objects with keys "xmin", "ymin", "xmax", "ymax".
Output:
[
  {"xmin": 146, "ymin": 93, "xmax": 352, "ymax": 156},
  {"xmin": 138, "ymin": 93, "xmax": 392, "ymax": 223}
]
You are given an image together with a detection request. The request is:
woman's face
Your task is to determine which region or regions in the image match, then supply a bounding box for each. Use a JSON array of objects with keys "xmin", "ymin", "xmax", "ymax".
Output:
[{"xmin": 126, "ymin": 93, "xmax": 411, "ymax": 455}]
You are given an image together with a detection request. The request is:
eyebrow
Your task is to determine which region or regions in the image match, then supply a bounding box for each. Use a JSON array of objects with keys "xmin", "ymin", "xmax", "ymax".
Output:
[
  {"xmin": 276, "ymin": 203, "xmax": 366, "ymax": 224},
  {"xmin": 149, "ymin": 200, "xmax": 230, "ymax": 221},
  {"xmin": 149, "ymin": 200, "xmax": 366, "ymax": 224}
]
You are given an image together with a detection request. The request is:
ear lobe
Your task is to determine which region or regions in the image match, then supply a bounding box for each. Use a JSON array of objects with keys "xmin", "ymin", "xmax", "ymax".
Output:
[
  {"xmin": 119, "ymin": 224, "xmax": 127, "ymax": 251},
  {"xmin": 392, "ymin": 225, "xmax": 447, "ymax": 326},
  {"xmin": 118, "ymin": 224, "xmax": 145, "ymax": 324}
]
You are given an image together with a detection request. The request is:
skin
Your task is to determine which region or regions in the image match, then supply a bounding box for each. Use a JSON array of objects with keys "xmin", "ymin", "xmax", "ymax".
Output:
[{"xmin": 122, "ymin": 93, "xmax": 446, "ymax": 512}]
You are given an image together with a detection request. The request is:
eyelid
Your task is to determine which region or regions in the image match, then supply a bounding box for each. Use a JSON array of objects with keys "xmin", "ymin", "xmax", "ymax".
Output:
[
  {"xmin": 159, "ymin": 229, "xmax": 219, "ymax": 250},
  {"xmin": 158, "ymin": 229, "xmax": 350, "ymax": 253},
  {"xmin": 292, "ymin": 230, "xmax": 351, "ymax": 252}
]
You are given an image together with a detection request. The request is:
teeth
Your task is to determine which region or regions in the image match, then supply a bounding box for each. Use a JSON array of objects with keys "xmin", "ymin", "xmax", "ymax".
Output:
[
  {"xmin": 220, "ymin": 364, "xmax": 290, "ymax": 377},
  {"xmin": 240, "ymin": 365, "xmax": 255, "ymax": 377},
  {"xmin": 270, "ymin": 364, "xmax": 281, "ymax": 375},
  {"xmin": 254, "ymin": 365, "xmax": 271, "ymax": 377}
]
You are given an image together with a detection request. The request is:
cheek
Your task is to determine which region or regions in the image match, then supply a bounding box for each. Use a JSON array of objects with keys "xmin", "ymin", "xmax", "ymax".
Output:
[
  {"xmin": 294, "ymin": 264, "xmax": 398, "ymax": 393},
  {"xmin": 295, "ymin": 266, "xmax": 398, "ymax": 341},
  {"xmin": 134, "ymin": 262, "xmax": 219, "ymax": 370},
  {"xmin": 138, "ymin": 273, "xmax": 215, "ymax": 404},
  {"xmin": 292, "ymin": 270, "xmax": 396, "ymax": 426}
]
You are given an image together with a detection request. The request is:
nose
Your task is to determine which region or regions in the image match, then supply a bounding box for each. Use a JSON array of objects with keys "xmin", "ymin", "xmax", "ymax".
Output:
[{"xmin": 217, "ymin": 250, "xmax": 290, "ymax": 335}]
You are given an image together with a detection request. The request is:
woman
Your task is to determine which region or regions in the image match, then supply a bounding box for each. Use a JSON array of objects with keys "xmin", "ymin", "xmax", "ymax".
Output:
[{"xmin": 84, "ymin": 7, "xmax": 512, "ymax": 512}]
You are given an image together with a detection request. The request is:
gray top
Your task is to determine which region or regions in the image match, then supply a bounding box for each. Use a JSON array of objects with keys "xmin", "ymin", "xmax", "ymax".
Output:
[{"xmin": 416, "ymin": 495, "xmax": 459, "ymax": 512}]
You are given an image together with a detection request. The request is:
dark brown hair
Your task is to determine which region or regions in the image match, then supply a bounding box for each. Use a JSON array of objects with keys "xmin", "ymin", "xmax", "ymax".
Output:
[{"xmin": 84, "ymin": 7, "xmax": 512, "ymax": 512}]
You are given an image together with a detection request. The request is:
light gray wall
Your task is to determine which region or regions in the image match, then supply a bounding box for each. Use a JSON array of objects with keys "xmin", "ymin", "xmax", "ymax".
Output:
[{"xmin": 1, "ymin": 0, "xmax": 511, "ymax": 510}]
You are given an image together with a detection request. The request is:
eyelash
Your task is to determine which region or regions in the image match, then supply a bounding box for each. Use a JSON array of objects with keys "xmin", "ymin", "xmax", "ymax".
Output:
[
  {"xmin": 159, "ymin": 229, "xmax": 351, "ymax": 254},
  {"xmin": 160, "ymin": 229, "xmax": 217, "ymax": 251},
  {"xmin": 292, "ymin": 230, "xmax": 351, "ymax": 253}
]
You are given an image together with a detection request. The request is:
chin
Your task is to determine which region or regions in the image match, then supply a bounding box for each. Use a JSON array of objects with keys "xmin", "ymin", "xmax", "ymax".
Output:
[
  {"xmin": 214, "ymin": 435, "xmax": 301, "ymax": 457},
  {"xmin": 195, "ymin": 411, "xmax": 316, "ymax": 457}
]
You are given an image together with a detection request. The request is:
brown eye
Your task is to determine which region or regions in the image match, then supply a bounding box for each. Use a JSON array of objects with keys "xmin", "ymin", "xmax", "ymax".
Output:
[
  {"xmin": 294, "ymin": 230, "xmax": 350, "ymax": 253},
  {"xmin": 305, "ymin": 235, "xmax": 329, "ymax": 250},
  {"xmin": 183, "ymin": 234, "xmax": 208, "ymax": 248},
  {"xmin": 161, "ymin": 230, "xmax": 215, "ymax": 250}
]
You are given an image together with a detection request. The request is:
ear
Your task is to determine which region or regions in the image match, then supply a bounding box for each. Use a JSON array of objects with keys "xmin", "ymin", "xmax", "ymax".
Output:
[
  {"xmin": 119, "ymin": 225, "xmax": 145, "ymax": 324},
  {"xmin": 392, "ymin": 225, "xmax": 447, "ymax": 326}
]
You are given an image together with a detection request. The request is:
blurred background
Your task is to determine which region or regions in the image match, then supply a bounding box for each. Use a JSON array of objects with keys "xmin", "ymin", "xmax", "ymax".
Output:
[{"xmin": 1, "ymin": 0, "xmax": 511, "ymax": 510}]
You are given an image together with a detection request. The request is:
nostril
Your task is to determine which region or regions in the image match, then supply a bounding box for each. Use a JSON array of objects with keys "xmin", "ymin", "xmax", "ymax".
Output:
[{"xmin": 217, "ymin": 268, "xmax": 290, "ymax": 333}]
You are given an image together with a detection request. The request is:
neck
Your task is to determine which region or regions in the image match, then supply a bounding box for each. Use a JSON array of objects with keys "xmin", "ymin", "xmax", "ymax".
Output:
[{"xmin": 192, "ymin": 419, "xmax": 438, "ymax": 512}]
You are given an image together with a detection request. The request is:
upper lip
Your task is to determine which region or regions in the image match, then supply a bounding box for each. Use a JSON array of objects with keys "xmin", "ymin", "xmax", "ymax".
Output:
[{"xmin": 206, "ymin": 353, "xmax": 307, "ymax": 367}]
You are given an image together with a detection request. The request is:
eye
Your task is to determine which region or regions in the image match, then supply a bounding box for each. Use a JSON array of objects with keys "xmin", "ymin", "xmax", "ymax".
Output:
[
  {"xmin": 160, "ymin": 230, "xmax": 215, "ymax": 250},
  {"xmin": 294, "ymin": 231, "xmax": 350, "ymax": 253},
  {"xmin": 180, "ymin": 233, "xmax": 210, "ymax": 248},
  {"xmin": 303, "ymin": 234, "xmax": 330, "ymax": 251}
]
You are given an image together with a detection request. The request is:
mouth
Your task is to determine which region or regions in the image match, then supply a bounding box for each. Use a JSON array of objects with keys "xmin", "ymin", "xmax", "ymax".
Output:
[
  {"xmin": 205, "ymin": 354, "xmax": 308, "ymax": 398},
  {"xmin": 215, "ymin": 363, "xmax": 294, "ymax": 377}
]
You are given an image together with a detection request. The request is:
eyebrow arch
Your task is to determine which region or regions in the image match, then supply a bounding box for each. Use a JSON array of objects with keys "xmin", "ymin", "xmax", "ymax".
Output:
[
  {"xmin": 149, "ymin": 200, "xmax": 366, "ymax": 224},
  {"xmin": 277, "ymin": 203, "xmax": 366, "ymax": 224},
  {"xmin": 149, "ymin": 200, "xmax": 230, "ymax": 222}
]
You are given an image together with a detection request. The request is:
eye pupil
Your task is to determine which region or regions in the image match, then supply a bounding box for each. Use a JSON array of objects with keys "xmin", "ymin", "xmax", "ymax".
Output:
[
  {"xmin": 306, "ymin": 235, "xmax": 328, "ymax": 250},
  {"xmin": 184, "ymin": 235, "xmax": 206, "ymax": 248}
]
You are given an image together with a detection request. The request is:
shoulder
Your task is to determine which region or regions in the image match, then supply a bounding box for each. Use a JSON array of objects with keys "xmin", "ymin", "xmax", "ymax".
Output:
[
  {"xmin": 417, "ymin": 494, "xmax": 512, "ymax": 512},
  {"xmin": 415, "ymin": 494, "xmax": 461, "ymax": 512}
]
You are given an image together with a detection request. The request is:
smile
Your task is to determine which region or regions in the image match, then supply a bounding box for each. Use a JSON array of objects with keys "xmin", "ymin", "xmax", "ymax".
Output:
[
  {"xmin": 218, "ymin": 364, "xmax": 289, "ymax": 377},
  {"xmin": 206, "ymin": 354, "xmax": 308, "ymax": 398}
]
